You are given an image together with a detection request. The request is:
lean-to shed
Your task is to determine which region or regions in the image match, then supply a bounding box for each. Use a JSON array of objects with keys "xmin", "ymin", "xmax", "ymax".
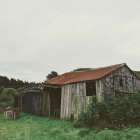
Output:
[
  {"xmin": 19, "ymin": 84, "xmax": 43, "ymax": 115},
  {"xmin": 43, "ymin": 63, "xmax": 140, "ymax": 119}
]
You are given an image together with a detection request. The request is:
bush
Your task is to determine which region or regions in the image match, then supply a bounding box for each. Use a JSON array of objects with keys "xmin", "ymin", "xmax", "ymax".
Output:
[
  {"xmin": 0, "ymin": 87, "xmax": 19, "ymax": 113},
  {"xmin": 77, "ymin": 91, "xmax": 140, "ymax": 129}
]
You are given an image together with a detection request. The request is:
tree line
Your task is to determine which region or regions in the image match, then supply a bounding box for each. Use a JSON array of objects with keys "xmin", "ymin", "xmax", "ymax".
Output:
[{"xmin": 0, "ymin": 75, "xmax": 34, "ymax": 89}]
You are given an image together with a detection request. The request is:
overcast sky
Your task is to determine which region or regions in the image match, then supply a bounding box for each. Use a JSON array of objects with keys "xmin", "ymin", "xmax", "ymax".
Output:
[{"xmin": 0, "ymin": 0, "xmax": 140, "ymax": 82}]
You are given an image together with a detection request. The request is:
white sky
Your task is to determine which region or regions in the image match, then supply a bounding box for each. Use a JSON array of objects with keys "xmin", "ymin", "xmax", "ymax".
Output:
[{"xmin": 0, "ymin": 0, "xmax": 140, "ymax": 82}]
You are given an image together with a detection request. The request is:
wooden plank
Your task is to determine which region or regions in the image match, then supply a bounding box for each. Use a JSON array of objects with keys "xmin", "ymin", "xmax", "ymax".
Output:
[{"xmin": 60, "ymin": 82, "xmax": 86, "ymax": 119}]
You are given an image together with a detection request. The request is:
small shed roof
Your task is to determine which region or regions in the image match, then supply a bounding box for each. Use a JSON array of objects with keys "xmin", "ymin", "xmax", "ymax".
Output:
[
  {"xmin": 19, "ymin": 84, "xmax": 43, "ymax": 94},
  {"xmin": 44, "ymin": 63, "xmax": 126, "ymax": 85}
]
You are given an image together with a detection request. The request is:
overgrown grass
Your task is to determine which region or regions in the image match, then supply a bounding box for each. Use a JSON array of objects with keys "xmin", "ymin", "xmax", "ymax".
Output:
[
  {"xmin": 0, "ymin": 113, "xmax": 140, "ymax": 140},
  {"xmin": 77, "ymin": 93, "xmax": 140, "ymax": 129}
]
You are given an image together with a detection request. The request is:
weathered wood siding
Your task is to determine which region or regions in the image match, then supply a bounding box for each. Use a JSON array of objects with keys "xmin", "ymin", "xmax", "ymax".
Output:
[
  {"xmin": 20, "ymin": 66, "xmax": 140, "ymax": 119},
  {"xmin": 60, "ymin": 82, "xmax": 87, "ymax": 119},
  {"xmin": 42, "ymin": 90, "xmax": 50, "ymax": 116},
  {"xmin": 22, "ymin": 92, "xmax": 42, "ymax": 115},
  {"xmin": 101, "ymin": 65, "xmax": 140, "ymax": 100},
  {"xmin": 96, "ymin": 80, "xmax": 104, "ymax": 102}
]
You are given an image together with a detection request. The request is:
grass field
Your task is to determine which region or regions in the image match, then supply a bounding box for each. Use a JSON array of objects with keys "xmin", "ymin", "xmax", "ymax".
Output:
[{"xmin": 0, "ymin": 113, "xmax": 140, "ymax": 140}]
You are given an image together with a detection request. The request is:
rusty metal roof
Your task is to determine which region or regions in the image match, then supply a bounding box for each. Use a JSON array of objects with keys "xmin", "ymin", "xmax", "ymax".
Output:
[{"xmin": 44, "ymin": 63, "xmax": 126, "ymax": 85}]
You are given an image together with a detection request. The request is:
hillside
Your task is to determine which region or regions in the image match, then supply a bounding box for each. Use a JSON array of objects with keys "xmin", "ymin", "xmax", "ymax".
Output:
[
  {"xmin": 0, "ymin": 113, "xmax": 140, "ymax": 140},
  {"xmin": 0, "ymin": 75, "xmax": 35, "ymax": 89},
  {"xmin": 134, "ymin": 71, "xmax": 140, "ymax": 78}
]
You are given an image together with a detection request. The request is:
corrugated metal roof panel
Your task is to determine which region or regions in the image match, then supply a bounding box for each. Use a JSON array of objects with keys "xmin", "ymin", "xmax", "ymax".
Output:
[{"xmin": 44, "ymin": 63, "xmax": 125, "ymax": 85}]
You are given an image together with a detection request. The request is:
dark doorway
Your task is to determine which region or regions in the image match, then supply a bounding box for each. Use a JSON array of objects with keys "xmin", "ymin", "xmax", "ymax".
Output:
[
  {"xmin": 22, "ymin": 92, "xmax": 42, "ymax": 115},
  {"xmin": 86, "ymin": 81, "xmax": 96, "ymax": 96},
  {"xmin": 48, "ymin": 87, "xmax": 61, "ymax": 118}
]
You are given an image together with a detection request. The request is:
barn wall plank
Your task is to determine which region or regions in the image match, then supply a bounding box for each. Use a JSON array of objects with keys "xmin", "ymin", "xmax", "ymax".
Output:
[
  {"xmin": 96, "ymin": 80, "xmax": 104, "ymax": 102},
  {"xmin": 60, "ymin": 82, "xmax": 87, "ymax": 119},
  {"xmin": 102, "ymin": 65, "xmax": 140, "ymax": 100}
]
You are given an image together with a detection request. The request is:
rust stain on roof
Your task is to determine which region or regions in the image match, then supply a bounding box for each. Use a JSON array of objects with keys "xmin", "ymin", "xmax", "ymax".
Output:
[{"xmin": 44, "ymin": 63, "xmax": 125, "ymax": 85}]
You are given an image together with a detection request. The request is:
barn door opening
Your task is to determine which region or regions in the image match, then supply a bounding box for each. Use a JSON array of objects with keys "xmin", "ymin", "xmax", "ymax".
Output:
[
  {"xmin": 48, "ymin": 87, "xmax": 61, "ymax": 118},
  {"xmin": 21, "ymin": 92, "xmax": 41, "ymax": 115},
  {"xmin": 86, "ymin": 81, "xmax": 96, "ymax": 96}
]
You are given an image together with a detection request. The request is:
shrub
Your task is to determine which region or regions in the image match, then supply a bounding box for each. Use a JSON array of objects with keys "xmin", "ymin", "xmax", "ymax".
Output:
[
  {"xmin": 0, "ymin": 87, "xmax": 19, "ymax": 113},
  {"xmin": 77, "ymin": 92, "xmax": 140, "ymax": 129}
]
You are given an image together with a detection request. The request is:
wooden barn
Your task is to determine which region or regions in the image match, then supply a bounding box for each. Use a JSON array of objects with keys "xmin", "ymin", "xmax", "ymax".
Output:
[
  {"xmin": 19, "ymin": 84, "xmax": 43, "ymax": 115},
  {"xmin": 43, "ymin": 63, "xmax": 140, "ymax": 119}
]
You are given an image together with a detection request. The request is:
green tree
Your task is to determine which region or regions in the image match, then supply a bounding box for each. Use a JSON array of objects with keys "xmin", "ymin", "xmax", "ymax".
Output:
[
  {"xmin": 47, "ymin": 71, "xmax": 58, "ymax": 80},
  {"xmin": 0, "ymin": 86, "xmax": 4, "ymax": 94},
  {"xmin": 0, "ymin": 88, "xmax": 19, "ymax": 109},
  {"xmin": 0, "ymin": 75, "xmax": 32, "ymax": 89},
  {"xmin": 2, "ymin": 88, "xmax": 19, "ymax": 97}
]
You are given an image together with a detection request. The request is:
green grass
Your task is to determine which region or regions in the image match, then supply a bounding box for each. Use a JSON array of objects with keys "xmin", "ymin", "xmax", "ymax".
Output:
[{"xmin": 0, "ymin": 113, "xmax": 140, "ymax": 140}]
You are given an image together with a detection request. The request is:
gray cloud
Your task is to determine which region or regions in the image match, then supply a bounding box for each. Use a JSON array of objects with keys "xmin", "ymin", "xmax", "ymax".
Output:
[{"xmin": 0, "ymin": 0, "xmax": 140, "ymax": 82}]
